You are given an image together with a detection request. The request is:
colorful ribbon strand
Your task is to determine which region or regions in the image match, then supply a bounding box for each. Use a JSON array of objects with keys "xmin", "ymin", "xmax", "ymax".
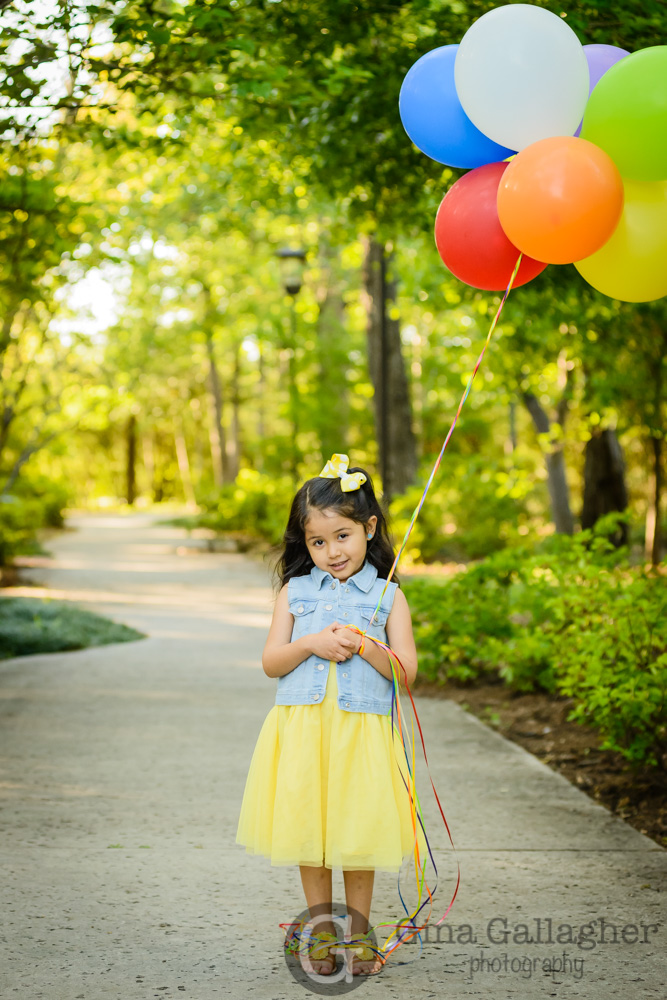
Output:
[
  {"xmin": 372, "ymin": 252, "xmax": 524, "ymax": 622},
  {"xmin": 351, "ymin": 255, "xmax": 523, "ymax": 961}
]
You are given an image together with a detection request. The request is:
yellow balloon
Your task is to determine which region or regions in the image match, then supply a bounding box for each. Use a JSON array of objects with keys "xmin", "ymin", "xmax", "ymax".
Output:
[{"xmin": 575, "ymin": 178, "xmax": 667, "ymax": 302}]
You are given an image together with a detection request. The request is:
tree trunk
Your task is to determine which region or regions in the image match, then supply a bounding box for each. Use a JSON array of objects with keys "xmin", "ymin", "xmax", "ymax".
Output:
[
  {"xmin": 410, "ymin": 329, "xmax": 424, "ymax": 445},
  {"xmin": 645, "ymin": 434, "xmax": 663, "ymax": 565},
  {"xmin": 257, "ymin": 339, "xmax": 265, "ymax": 443},
  {"xmin": 522, "ymin": 391, "xmax": 574, "ymax": 534},
  {"xmin": 0, "ymin": 294, "xmax": 22, "ymax": 361},
  {"xmin": 226, "ymin": 340, "xmax": 241, "ymax": 482},
  {"xmin": 205, "ymin": 328, "xmax": 230, "ymax": 487},
  {"xmin": 125, "ymin": 414, "xmax": 137, "ymax": 505},
  {"xmin": 152, "ymin": 432, "xmax": 164, "ymax": 503},
  {"xmin": 644, "ymin": 322, "xmax": 665, "ymax": 566},
  {"xmin": 362, "ymin": 237, "xmax": 417, "ymax": 504},
  {"xmin": 202, "ymin": 284, "xmax": 231, "ymax": 486},
  {"xmin": 0, "ymin": 308, "xmax": 37, "ymax": 472},
  {"xmin": 581, "ymin": 428, "xmax": 628, "ymax": 545},
  {"xmin": 505, "ymin": 399, "xmax": 518, "ymax": 455},
  {"xmin": 286, "ymin": 305, "xmax": 300, "ymax": 476},
  {"xmin": 206, "ymin": 408, "xmax": 223, "ymax": 487},
  {"xmin": 174, "ymin": 423, "xmax": 197, "ymax": 508},
  {"xmin": 142, "ymin": 433, "xmax": 155, "ymax": 502},
  {"xmin": 314, "ymin": 238, "xmax": 349, "ymax": 462}
]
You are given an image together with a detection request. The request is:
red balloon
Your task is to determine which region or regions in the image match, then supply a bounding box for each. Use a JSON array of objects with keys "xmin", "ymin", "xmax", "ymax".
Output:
[{"xmin": 434, "ymin": 161, "xmax": 548, "ymax": 290}]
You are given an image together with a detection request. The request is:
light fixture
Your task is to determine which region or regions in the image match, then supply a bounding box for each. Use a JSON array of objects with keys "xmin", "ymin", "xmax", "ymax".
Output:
[{"xmin": 275, "ymin": 247, "xmax": 306, "ymax": 297}]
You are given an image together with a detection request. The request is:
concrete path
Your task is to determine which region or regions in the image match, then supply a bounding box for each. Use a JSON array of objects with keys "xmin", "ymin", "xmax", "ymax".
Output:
[{"xmin": 0, "ymin": 511, "xmax": 664, "ymax": 999}]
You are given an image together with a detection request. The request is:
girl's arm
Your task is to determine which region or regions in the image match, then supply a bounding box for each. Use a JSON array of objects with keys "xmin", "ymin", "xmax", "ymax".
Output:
[
  {"xmin": 262, "ymin": 584, "xmax": 360, "ymax": 679},
  {"xmin": 342, "ymin": 588, "xmax": 418, "ymax": 687}
]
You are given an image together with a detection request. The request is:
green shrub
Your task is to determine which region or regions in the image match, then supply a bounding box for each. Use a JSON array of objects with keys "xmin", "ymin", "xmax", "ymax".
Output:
[
  {"xmin": 194, "ymin": 469, "xmax": 294, "ymax": 546},
  {"xmin": 0, "ymin": 475, "xmax": 72, "ymax": 565},
  {"xmin": 552, "ymin": 570, "xmax": 666, "ymax": 767},
  {"xmin": 0, "ymin": 597, "xmax": 145, "ymax": 659},
  {"xmin": 13, "ymin": 474, "xmax": 72, "ymax": 528},
  {"xmin": 404, "ymin": 514, "xmax": 667, "ymax": 768},
  {"xmin": 405, "ymin": 568, "xmax": 514, "ymax": 685},
  {"xmin": 0, "ymin": 495, "xmax": 45, "ymax": 565},
  {"xmin": 389, "ymin": 454, "xmax": 541, "ymax": 562}
]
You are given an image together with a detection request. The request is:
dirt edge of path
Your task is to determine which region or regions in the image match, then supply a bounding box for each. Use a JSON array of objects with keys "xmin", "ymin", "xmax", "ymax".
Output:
[{"xmin": 412, "ymin": 676, "xmax": 667, "ymax": 852}]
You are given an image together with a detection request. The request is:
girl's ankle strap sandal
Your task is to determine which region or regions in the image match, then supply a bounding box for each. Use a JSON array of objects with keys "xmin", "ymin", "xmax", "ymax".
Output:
[
  {"xmin": 346, "ymin": 932, "xmax": 384, "ymax": 963},
  {"xmin": 306, "ymin": 930, "xmax": 339, "ymax": 960}
]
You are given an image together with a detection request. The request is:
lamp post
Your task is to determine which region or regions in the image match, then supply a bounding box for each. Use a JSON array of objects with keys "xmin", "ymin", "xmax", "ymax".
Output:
[
  {"xmin": 275, "ymin": 247, "xmax": 306, "ymax": 296},
  {"xmin": 275, "ymin": 248, "xmax": 306, "ymax": 477}
]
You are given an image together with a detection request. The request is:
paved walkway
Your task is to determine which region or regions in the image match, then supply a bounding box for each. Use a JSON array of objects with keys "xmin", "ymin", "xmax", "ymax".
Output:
[{"xmin": 0, "ymin": 511, "xmax": 664, "ymax": 999}]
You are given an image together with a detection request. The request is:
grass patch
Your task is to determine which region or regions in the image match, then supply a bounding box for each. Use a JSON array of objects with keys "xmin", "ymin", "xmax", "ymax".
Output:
[{"xmin": 0, "ymin": 597, "xmax": 145, "ymax": 659}]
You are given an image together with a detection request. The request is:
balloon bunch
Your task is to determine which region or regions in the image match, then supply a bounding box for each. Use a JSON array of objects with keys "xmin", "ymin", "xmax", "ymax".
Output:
[{"xmin": 399, "ymin": 3, "xmax": 667, "ymax": 302}]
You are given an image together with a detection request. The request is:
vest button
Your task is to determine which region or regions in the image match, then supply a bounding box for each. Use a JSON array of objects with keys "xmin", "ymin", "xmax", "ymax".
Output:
[
  {"xmin": 342, "ymin": 672, "xmax": 348, "ymax": 678},
  {"xmin": 317, "ymin": 663, "xmax": 324, "ymax": 670},
  {"xmin": 345, "ymin": 702, "xmax": 350, "ymax": 708},
  {"xmin": 325, "ymin": 604, "xmax": 333, "ymax": 611},
  {"xmin": 330, "ymin": 582, "xmax": 336, "ymax": 590},
  {"xmin": 297, "ymin": 606, "xmax": 304, "ymax": 613},
  {"xmin": 342, "ymin": 611, "xmax": 348, "ymax": 617},
  {"xmin": 312, "ymin": 694, "xmax": 318, "ymax": 700}
]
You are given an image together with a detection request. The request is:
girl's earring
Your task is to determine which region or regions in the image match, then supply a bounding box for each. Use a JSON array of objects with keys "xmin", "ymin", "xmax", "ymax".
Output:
[{"xmin": 367, "ymin": 533, "xmax": 373, "ymax": 540}]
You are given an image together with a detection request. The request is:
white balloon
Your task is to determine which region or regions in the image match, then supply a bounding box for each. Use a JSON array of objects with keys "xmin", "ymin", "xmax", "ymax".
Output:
[{"xmin": 454, "ymin": 3, "xmax": 589, "ymax": 151}]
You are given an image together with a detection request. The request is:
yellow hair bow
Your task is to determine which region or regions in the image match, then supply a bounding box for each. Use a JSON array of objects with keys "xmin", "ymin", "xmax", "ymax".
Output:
[{"xmin": 318, "ymin": 453, "xmax": 367, "ymax": 492}]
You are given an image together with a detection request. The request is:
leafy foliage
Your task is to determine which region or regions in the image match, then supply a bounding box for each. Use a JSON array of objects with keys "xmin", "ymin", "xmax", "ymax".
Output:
[
  {"xmin": 0, "ymin": 597, "xmax": 145, "ymax": 659},
  {"xmin": 97, "ymin": 0, "xmax": 667, "ymax": 232},
  {"xmin": 0, "ymin": 495, "xmax": 46, "ymax": 565},
  {"xmin": 0, "ymin": 475, "xmax": 71, "ymax": 565},
  {"xmin": 390, "ymin": 451, "xmax": 542, "ymax": 562},
  {"xmin": 195, "ymin": 468, "xmax": 295, "ymax": 547},
  {"xmin": 405, "ymin": 514, "xmax": 667, "ymax": 767}
]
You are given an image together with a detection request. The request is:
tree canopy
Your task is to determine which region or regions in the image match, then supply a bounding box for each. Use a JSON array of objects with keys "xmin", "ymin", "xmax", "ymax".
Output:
[{"xmin": 0, "ymin": 0, "xmax": 664, "ymax": 562}]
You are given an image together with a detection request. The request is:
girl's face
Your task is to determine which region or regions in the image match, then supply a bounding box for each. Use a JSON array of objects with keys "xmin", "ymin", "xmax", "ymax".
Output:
[{"xmin": 304, "ymin": 508, "xmax": 378, "ymax": 582}]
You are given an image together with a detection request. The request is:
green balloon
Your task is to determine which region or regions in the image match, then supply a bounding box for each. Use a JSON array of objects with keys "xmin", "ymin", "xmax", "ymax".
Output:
[{"xmin": 581, "ymin": 46, "xmax": 667, "ymax": 182}]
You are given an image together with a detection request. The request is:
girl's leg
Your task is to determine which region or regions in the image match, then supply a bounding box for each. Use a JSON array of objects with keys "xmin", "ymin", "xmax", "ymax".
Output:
[
  {"xmin": 298, "ymin": 865, "xmax": 336, "ymax": 974},
  {"xmin": 342, "ymin": 869, "xmax": 373, "ymax": 935},
  {"xmin": 299, "ymin": 864, "xmax": 335, "ymax": 932},
  {"xmin": 342, "ymin": 869, "xmax": 382, "ymax": 974}
]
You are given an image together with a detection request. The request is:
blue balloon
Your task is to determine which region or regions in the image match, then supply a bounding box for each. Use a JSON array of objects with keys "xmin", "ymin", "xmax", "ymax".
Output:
[{"xmin": 399, "ymin": 44, "xmax": 515, "ymax": 168}]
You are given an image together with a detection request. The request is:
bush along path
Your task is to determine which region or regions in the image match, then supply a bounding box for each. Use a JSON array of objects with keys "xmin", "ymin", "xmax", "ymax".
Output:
[
  {"xmin": 403, "ymin": 513, "xmax": 667, "ymax": 847},
  {"xmin": 413, "ymin": 675, "xmax": 667, "ymax": 850},
  {"xmin": 0, "ymin": 597, "xmax": 145, "ymax": 659}
]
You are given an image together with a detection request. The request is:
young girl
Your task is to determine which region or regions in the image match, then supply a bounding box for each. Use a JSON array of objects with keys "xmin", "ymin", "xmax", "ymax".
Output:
[{"xmin": 235, "ymin": 454, "xmax": 425, "ymax": 977}]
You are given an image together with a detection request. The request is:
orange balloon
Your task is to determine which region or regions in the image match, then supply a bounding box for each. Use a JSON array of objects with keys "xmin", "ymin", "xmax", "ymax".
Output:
[{"xmin": 497, "ymin": 136, "xmax": 624, "ymax": 264}]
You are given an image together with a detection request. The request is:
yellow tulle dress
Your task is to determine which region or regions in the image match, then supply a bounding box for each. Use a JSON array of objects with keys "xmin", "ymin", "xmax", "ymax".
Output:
[{"xmin": 236, "ymin": 661, "xmax": 427, "ymax": 871}]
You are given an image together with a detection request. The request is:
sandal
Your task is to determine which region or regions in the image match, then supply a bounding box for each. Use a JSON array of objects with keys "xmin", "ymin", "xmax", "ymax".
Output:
[
  {"xmin": 301, "ymin": 929, "xmax": 339, "ymax": 976},
  {"xmin": 345, "ymin": 932, "xmax": 385, "ymax": 975}
]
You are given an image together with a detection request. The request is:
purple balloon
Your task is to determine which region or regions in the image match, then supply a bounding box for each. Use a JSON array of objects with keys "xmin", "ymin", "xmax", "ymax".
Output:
[{"xmin": 574, "ymin": 44, "xmax": 630, "ymax": 136}]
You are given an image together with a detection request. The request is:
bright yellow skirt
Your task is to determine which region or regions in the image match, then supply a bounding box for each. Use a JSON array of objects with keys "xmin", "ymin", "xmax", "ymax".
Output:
[{"xmin": 235, "ymin": 662, "xmax": 427, "ymax": 872}]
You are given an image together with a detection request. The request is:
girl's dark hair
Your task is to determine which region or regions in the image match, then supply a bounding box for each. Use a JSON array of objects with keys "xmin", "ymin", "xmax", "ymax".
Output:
[{"xmin": 275, "ymin": 466, "xmax": 398, "ymax": 589}]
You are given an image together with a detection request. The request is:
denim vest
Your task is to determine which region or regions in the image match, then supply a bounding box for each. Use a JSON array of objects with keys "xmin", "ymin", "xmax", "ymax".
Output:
[{"xmin": 275, "ymin": 560, "xmax": 398, "ymax": 715}]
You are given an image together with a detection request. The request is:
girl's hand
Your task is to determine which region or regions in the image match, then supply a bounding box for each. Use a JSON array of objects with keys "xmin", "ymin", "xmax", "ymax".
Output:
[
  {"xmin": 332, "ymin": 621, "xmax": 363, "ymax": 654},
  {"xmin": 309, "ymin": 622, "xmax": 358, "ymax": 662}
]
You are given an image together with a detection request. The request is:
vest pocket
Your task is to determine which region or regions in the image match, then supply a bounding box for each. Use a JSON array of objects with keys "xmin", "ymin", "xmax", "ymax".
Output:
[
  {"xmin": 358, "ymin": 605, "xmax": 389, "ymax": 630},
  {"xmin": 288, "ymin": 598, "xmax": 318, "ymax": 639},
  {"xmin": 289, "ymin": 598, "xmax": 318, "ymax": 616}
]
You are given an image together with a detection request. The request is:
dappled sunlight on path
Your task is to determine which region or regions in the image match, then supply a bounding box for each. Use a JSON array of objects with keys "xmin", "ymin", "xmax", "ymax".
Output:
[{"xmin": 3, "ymin": 511, "xmax": 273, "ymax": 640}]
